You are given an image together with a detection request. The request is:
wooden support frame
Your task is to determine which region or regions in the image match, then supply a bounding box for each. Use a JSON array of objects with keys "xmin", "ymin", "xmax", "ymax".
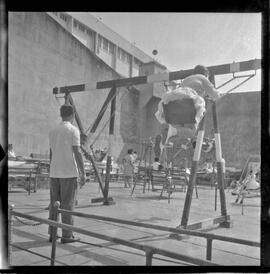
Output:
[
  {"xmin": 63, "ymin": 92, "xmax": 115, "ymax": 205},
  {"xmin": 53, "ymin": 58, "xmax": 260, "ymax": 210}
]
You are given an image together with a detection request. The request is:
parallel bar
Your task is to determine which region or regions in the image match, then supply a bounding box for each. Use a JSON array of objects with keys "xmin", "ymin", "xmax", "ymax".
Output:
[{"xmin": 11, "ymin": 210, "xmax": 217, "ymax": 266}]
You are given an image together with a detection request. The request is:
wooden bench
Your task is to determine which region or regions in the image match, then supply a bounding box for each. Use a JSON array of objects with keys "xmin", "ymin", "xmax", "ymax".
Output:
[{"xmin": 9, "ymin": 167, "xmax": 38, "ymax": 195}]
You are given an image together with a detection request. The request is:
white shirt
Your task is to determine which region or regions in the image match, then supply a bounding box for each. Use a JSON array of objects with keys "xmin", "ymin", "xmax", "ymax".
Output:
[{"xmin": 49, "ymin": 121, "xmax": 80, "ymax": 178}]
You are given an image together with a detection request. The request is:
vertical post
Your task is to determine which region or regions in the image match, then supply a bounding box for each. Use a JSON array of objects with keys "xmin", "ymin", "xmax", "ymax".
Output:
[
  {"xmin": 104, "ymin": 86, "xmax": 116, "ymax": 205},
  {"xmin": 8, "ymin": 204, "xmax": 14, "ymax": 266},
  {"xmin": 145, "ymin": 248, "xmax": 153, "ymax": 266},
  {"xmin": 66, "ymin": 93, "xmax": 85, "ymax": 135},
  {"xmin": 212, "ymin": 103, "xmax": 228, "ymax": 218},
  {"xmin": 28, "ymin": 171, "xmax": 31, "ymax": 195},
  {"xmin": 210, "ymin": 76, "xmax": 231, "ymax": 227},
  {"xmin": 206, "ymin": 238, "xmax": 213, "ymax": 260},
  {"xmin": 180, "ymin": 103, "xmax": 207, "ymax": 228},
  {"xmin": 50, "ymin": 201, "xmax": 60, "ymax": 266}
]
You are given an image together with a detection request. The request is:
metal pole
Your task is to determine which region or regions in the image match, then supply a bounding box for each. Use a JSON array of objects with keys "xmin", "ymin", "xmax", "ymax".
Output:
[{"xmin": 50, "ymin": 201, "xmax": 60, "ymax": 266}]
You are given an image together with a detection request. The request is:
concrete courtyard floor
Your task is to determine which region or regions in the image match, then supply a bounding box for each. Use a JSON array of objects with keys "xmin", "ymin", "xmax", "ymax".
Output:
[{"xmin": 8, "ymin": 180, "xmax": 260, "ymax": 266}]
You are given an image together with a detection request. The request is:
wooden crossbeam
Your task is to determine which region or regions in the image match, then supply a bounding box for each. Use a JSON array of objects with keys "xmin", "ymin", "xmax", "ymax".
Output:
[{"xmin": 52, "ymin": 59, "xmax": 261, "ymax": 94}]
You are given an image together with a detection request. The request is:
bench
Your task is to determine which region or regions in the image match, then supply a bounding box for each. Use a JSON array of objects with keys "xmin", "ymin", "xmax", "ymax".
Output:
[{"xmin": 9, "ymin": 167, "xmax": 38, "ymax": 195}]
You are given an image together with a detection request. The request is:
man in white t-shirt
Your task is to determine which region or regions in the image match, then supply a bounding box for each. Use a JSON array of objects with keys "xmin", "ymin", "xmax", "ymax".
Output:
[{"xmin": 48, "ymin": 104, "xmax": 85, "ymax": 244}]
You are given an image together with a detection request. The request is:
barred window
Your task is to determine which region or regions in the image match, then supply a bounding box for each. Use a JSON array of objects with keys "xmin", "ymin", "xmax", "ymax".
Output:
[
  {"xmin": 74, "ymin": 20, "xmax": 78, "ymax": 28},
  {"xmin": 103, "ymin": 38, "xmax": 109, "ymax": 51},
  {"xmin": 60, "ymin": 13, "xmax": 67, "ymax": 22},
  {"xmin": 109, "ymin": 42, "xmax": 114, "ymax": 54}
]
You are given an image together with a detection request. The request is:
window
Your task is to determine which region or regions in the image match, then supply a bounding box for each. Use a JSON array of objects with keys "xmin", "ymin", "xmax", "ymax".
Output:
[
  {"xmin": 134, "ymin": 58, "xmax": 142, "ymax": 67},
  {"xmin": 117, "ymin": 48, "xmax": 131, "ymax": 63},
  {"xmin": 74, "ymin": 20, "xmax": 77, "ymax": 28},
  {"xmin": 60, "ymin": 13, "xmax": 67, "ymax": 22},
  {"xmin": 109, "ymin": 42, "xmax": 114, "ymax": 54},
  {"xmin": 79, "ymin": 23, "xmax": 85, "ymax": 32},
  {"xmin": 103, "ymin": 39, "xmax": 109, "ymax": 51},
  {"xmin": 86, "ymin": 29, "xmax": 93, "ymax": 36}
]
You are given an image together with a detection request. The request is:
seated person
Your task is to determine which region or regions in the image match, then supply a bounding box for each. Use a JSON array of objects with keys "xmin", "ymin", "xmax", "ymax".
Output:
[{"xmin": 152, "ymin": 157, "xmax": 163, "ymax": 171}]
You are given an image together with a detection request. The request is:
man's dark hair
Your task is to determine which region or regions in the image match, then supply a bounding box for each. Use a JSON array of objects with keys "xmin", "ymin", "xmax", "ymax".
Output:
[
  {"xmin": 127, "ymin": 149, "xmax": 133, "ymax": 154},
  {"xmin": 154, "ymin": 157, "xmax": 159, "ymax": 162},
  {"xmin": 193, "ymin": 65, "xmax": 209, "ymax": 77},
  {"xmin": 60, "ymin": 104, "xmax": 74, "ymax": 118}
]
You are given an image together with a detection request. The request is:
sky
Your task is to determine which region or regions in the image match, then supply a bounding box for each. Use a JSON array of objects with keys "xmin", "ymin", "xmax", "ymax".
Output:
[{"xmin": 90, "ymin": 12, "xmax": 262, "ymax": 93}]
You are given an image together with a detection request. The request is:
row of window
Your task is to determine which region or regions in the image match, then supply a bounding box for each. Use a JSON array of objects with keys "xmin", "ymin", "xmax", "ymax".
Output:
[
  {"xmin": 98, "ymin": 35, "xmax": 114, "ymax": 54},
  {"xmin": 73, "ymin": 20, "xmax": 94, "ymax": 36},
  {"xmin": 50, "ymin": 12, "xmax": 143, "ymax": 67}
]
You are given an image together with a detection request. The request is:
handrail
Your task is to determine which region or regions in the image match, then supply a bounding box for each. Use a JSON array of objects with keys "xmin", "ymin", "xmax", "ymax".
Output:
[
  {"xmin": 10, "ymin": 209, "xmax": 218, "ymax": 266},
  {"xmin": 57, "ymin": 208, "xmax": 260, "ymax": 248}
]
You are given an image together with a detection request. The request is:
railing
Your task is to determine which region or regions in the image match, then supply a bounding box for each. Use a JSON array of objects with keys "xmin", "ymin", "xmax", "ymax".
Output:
[
  {"xmin": 57, "ymin": 207, "xmax": 260, "ymax": 261},
  {"xmin": 9, "ymin": 202, "xmax": 259, "ymax": 266}
]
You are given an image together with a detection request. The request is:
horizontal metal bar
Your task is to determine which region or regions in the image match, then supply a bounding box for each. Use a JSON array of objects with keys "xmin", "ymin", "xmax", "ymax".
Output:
[
  {"xmin": 52, "ymin": 59, "xmax": 261, "ymax": 94},
  {"xmin": 11, "ymin": 210, "xmax": 217, "ymax": 266},
  {"xmin": 57, "ymin": 209, "xmax": 260, "ymax": 247},
  {"xmin": 11, "ymin": 243, "xmax": 64, "ymax": 265},
  {"xmin": 96, "ymin": 59, "xmax": 261, "ymax": 89}
]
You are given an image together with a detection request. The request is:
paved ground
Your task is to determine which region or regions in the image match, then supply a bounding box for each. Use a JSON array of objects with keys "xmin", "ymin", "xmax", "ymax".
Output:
[{"xmin": 8, "ymin": 180, "xmax": 260, "ymax": 266}]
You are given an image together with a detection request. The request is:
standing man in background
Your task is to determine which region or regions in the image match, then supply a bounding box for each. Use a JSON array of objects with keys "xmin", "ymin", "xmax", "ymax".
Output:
[{"xmin": 48, "ymin": 104, "xmax": 85, "ymax": 243}]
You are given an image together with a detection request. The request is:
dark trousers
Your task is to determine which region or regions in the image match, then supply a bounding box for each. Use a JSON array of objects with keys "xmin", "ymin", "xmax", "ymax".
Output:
[{"xmin": 48, "ymin": 177, "xmax": 77, "ymax": 238}]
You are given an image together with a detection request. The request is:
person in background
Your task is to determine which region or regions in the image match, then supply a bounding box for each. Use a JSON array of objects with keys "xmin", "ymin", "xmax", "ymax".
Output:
[
  {"xmin": 48, "ymin": 104, "xmax": 85, "ymax": 244},
  {"xmin": 152, "ymin": 157, "xmax": 162, "ymax": 171},
  {"xmin": 8, "ymin": 144, "xmax": 16, "ymax": 159},
  {"xmin": 122, "ymin": 149, "xmax": 134, "ymax": 188}
]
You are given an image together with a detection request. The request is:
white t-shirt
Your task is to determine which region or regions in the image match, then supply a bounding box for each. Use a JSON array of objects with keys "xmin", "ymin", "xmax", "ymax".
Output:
[{"xmin": 49, "ymin": 121, "xmax": 80, "ymax": 178}]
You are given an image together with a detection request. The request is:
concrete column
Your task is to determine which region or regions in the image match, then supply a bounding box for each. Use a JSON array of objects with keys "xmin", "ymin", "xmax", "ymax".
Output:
[
  {"xmin": 112, "ymin": 45, "xmax": 117, "ymax": 71},
  {"xmin": 94, "ymin": 32, "xmax": 98, "ymax": 54},
  {"xmin": 129, "ymin": 55, "xmax": 134, "ymax": 77}
]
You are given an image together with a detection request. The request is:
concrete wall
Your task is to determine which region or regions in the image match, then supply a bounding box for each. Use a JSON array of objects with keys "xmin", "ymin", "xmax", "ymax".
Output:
[
  {"xmin": 204, "ymin": 91, "xmax": 260, "ymax": 168},
  {"xmin": 8, "ymin": 12, "xmax": 139, "ymax": 159}
]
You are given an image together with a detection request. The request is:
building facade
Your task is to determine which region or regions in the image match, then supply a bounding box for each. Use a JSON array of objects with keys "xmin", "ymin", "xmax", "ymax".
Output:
[{"xmin": 46, "ymin": 12, "xmax": 159, "ymax": 78}]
